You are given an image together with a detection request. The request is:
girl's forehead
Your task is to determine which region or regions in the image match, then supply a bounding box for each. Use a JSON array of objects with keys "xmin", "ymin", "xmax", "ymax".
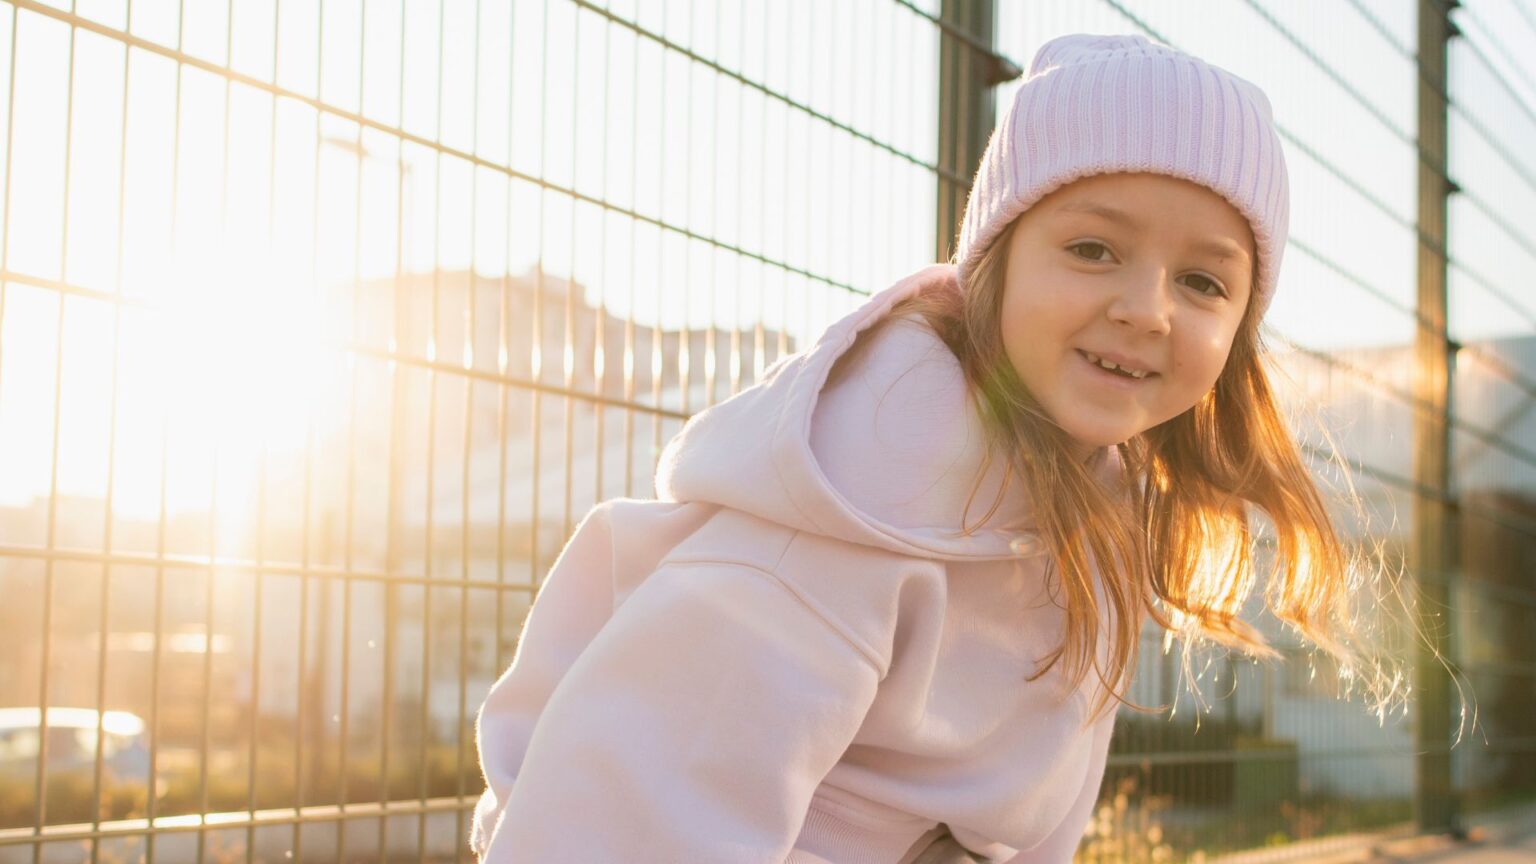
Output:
[
  {"xmin": 1049, "ymin": 172, "xmax": 1237, "ymax": 213},
  {"xmin": 1035, "ymin": 174, "xmax": 1255, "ymax": 253}
]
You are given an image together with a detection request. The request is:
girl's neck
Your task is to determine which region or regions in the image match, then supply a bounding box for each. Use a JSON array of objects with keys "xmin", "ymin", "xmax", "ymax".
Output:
[{"xmin": 1069, "ymin": 441, "xmax": 1102, "ymax": 465}]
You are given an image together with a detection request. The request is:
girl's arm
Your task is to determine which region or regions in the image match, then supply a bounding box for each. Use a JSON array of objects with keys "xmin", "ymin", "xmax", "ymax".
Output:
[
  {"xmin": 998, "ymin": 707, "xmax": 1116, "ymax": 862},
  {"xmin": 471, "ymin": 504, "xmax": 884, "ymax": 863}
]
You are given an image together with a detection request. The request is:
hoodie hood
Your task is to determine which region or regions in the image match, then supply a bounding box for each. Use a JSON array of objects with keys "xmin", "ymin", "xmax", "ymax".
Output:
[{"xmin": 658, "ymin": 264, "xmax": 1107, "ymax": 561}]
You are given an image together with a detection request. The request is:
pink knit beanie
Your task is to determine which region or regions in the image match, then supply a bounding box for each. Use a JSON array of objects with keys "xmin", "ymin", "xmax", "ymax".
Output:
[{"xmin": 955, "ymin": 33, "xmax": 1290, "ymax": 316}]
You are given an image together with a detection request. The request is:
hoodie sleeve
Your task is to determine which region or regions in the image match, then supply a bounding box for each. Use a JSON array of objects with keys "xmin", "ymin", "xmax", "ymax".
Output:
[
  {"xmin": 471, "ymin": 511, "xmax": 886, "ymax": 863},
  {"xmin": 999, "ymin": 708, "xmax": 1116, "ymax": 863}
]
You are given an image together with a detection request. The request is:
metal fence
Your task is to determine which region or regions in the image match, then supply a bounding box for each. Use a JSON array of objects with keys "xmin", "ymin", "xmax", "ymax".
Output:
[{"xmin": 0, "ymin": 0, "xmax": 1531, "ymax": 862}]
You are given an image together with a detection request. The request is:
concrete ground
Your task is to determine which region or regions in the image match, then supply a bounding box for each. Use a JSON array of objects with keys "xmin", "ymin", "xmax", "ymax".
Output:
[
  {"xmin": 1349, "ymin": 808, "xmax": 1536, "ymax": 864},
  {"xmin": 1209, "ymin": 804, "xmax": 1536, "ymax": 864},
  {"xmin": 1375, "ymin": 829, "xmax": 1536, "ymax": 863}
]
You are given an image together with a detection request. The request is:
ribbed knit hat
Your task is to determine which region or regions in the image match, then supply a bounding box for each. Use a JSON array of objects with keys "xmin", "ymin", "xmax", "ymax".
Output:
[{"xmin": 955, "ymin": 33, "xmax": 1290, "ymax": 316}]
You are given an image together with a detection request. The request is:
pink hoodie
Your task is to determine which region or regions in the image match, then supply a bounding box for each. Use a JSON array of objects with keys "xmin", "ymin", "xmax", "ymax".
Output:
[{"xmin": 471, "ymin": 264, "xmax": 1126, "ymax": 863}]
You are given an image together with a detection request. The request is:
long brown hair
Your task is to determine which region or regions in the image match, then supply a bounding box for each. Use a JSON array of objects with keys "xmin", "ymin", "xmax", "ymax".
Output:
[{"xmin": 887, "ymin": 219, "xmax": 1413, "ymax": 723}]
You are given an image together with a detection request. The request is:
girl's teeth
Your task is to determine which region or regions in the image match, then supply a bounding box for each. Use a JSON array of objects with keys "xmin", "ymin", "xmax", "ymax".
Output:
[{"xmin": 1084, "ymin": 351, "xmax": 1148, "ymax": 379}]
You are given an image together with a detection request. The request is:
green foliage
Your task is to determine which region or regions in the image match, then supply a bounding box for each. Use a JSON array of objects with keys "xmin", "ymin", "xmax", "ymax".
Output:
[{"xmin": 0, "ymin": 771, "xmax": 148, "ymax": 828}]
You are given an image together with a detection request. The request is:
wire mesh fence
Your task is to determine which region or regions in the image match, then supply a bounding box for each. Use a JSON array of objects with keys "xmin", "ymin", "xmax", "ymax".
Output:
[{"xmin": 0, "ymin": 1, "xmax": 1531, "ymax": 862}]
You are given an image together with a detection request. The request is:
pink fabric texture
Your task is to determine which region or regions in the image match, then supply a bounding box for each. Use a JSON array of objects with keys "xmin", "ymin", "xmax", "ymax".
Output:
[
  {"xmin": 470, "ymin": 265, "xmax": 1129, "ymax": 863},
  {"xmin": 955, "ymin": 33, "xmax": 1290, "ymax": 315}
]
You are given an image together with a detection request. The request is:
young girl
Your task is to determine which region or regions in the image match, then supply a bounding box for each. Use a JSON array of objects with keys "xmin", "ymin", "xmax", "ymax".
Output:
[{"xmin": 471, "ymin": 33, "xmax": 1398, "ymax": 863}]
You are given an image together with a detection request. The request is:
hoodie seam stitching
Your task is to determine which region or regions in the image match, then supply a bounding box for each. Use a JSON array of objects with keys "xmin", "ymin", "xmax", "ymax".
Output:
[{"xmin": 660, "ymin": 554, "xmax": 890, "ymax": 676}]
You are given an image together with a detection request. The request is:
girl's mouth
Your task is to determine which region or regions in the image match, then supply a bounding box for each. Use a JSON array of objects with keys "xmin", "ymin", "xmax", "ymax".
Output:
[{"xmin": 1077, "ymin": 350, "xmax": 1156, "ymax": 384}]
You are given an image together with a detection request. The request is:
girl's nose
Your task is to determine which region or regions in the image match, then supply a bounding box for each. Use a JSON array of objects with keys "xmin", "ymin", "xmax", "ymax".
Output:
[{"xmin": 1106, "ymin": 272, "xmax": 1174, "ymax": 336}]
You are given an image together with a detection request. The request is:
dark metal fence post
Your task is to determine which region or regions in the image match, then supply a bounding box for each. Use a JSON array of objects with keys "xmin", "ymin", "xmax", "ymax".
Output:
[
  {"xmin": 1413, "ymin": 0, "xmax": 1462, "ymax": 837},
  {"xmin": 935, "ymin": 0, "xmax": 1009, "ymax": 266}
]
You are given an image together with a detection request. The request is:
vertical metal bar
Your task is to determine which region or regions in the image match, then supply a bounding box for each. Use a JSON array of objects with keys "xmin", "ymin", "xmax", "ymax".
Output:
[
  {"xmin": 1413, "ymin": 0, "xmax": 1461, "ymax": 838},
  {"xmin": 418, "ymin": 5, "xmax": 446, "ymax": 860},
  {"xmin": 493, "ymin": 0, "xmax": 514, "ymax": 676},
  {"xmin": 147, "ymin": 395, "xmax": 168, "ymax": 861},
  {"xmin": 0, "ymin": 48, "xmax": 13, "ymax": 837},
  {"xmin": 338, "ymin": 4, "xmax": 368, "ymax": 860},
  {"xmin": 811, "ymin": 0, "xmax": 823, "ymax": 316},
  {"xmin": 380, "ymin": 5, "xmax": 411, "ymax": 854},
  {"xmin": 592, "ymin": 8, "xmax": 609, "ymax": 505},
  {"xmin": 890, "ymin": 0, "xmax": 897, "ymax": 289},
  {"xmin": 246, "ymin": 437, "xmax": 267, "ymax": 864},
  {"xmin": 89, "ymin": 15, "xmax": 133, "ymax": 860},
  {"xmin": 648, "ymin": 0, "xmax": 663, "ymax": 484},
  {"xmin": 934, "ymin": 3, "xmax": 954, "ymax": 266},
  {"xmin": 702, "ymin": 0, "xmax": 718, "ymax": 411},
  {"xmin": 774, "ymin": 1, "xmax": 786, "ymax": 363},
  {"xmin": 678, "ymin": 0, "xmax": 691, "ymax": 422},
  {"xmin": 147, "ymin": 5, "xmax": 188, "ymax": 858},
  {"xmin": 198, "ymin": 390, "xmax": 218, "ymax": 863},
  {"xmin": 761, "ymin": 1, "xmax": 774, "ymax": 370},
  {"xmin": 935, "ymin": 0, "xmax": 995, "ymax": 267},
  {"xmin": 32, "ymin": 7, "xmax": 76, "ymax": 853},
  {"xmin": 530, "ymin": 0, "xmax": 546, "ymax": 594},
  {"xmin": 749, "ymin": 0, "xmax": 763, "ymax": 391},
  {"xmin": 247, "ymin": 6, "xmax": 281, "ymax": 862},
  {"xmin": 622, "ymin": 6, "xmax": 636, "ymax": 499},
  {"xmin": 728, "ymin": 0, "xmax": 742, "ymax": 398},
  {"xmin": 295, "ymin": 6, "xmax": 326, "ymax": 860},
  {"xmin": 379, "ymin": 6, "xmax": 408, "ymax": 858},
  {"xmin": 196, "ymin": 11, "xmax": 235, "ymax": 860},
  {"xmin": 293, "ymin": 349, "xmax": 311, "ymax": 858},
  {"xmin": 799, "ymin": 4, "xmax": 810, "ymax": 356},
  {"xmin": 453, "ymin": 4, "xmax": 482, "ymax": 860},
  {"xmin": 0, "ymin": 0, "xmax": 16, "ymax": 414},
  {"xmin": 78, "ymin": 5, "xmax": 114, "ymax": 854},
  {"xmin": 562, "ymin": 0, "xmax": 577, "ymax": 544},
  {"xmin": 454, "ymin": 245, "xmax": 472, "ymax": 853},
  {"xmin": 824, "ymin": 1, "xmax": 836, "ymax": 299},
  {"xmin": 716, "ymin": 0, "xmax": 728, "ymax": 405},
  {"xmin": 884, "ymin": 1, "xmax": 895, "ymax": 291}
]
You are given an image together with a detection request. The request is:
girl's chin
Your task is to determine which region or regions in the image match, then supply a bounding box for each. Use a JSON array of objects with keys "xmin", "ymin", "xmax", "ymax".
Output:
[
  {"xmin": 1058, "ymin": 420, "xmax": 1142, "ymax": 452},
  {"xmin": 1039, "ymin": 396, "xmax": 1163, "ymax": 452}
]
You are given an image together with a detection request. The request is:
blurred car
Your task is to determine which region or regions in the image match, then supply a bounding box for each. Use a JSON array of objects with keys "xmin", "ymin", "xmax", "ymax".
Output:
[{"xmin": 0, "ymin": 707, "xmax": 150, "ymax": 782}]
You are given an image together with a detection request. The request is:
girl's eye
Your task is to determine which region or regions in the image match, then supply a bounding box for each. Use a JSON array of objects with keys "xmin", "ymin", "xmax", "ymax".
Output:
[
  {"xmin": 1183, "ymin": 274, "xmax": 1227, "ymax": 298},
  {"xmin": 1067, "ymin": 241, "xmax": 1114, "ymax": 262}
]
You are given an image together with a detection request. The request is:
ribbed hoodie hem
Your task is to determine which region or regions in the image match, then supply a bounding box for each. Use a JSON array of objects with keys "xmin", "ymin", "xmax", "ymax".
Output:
[{"xmin": 785, "ymin": 799, "xmax": 937, "ymax": 864}]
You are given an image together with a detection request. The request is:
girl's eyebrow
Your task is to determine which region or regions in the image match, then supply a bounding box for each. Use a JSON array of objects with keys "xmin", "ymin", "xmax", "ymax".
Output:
[
  {"xmin": 1191, "ymin": 237, "xmax": 1251, "ymax": 267},
  {"xmin": 1058, "ymin": 200, "xmax": 1144, "ymax": 229},
  {"xmin": 1057, "ymin": 200, "xmax": 1251, "ymax": 265}
]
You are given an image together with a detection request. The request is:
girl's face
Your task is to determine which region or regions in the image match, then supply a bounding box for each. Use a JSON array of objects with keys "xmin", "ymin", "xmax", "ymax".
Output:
[{"xmin": 999, "ymin": 172, "xmax": 1256, "ymax": 455}]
